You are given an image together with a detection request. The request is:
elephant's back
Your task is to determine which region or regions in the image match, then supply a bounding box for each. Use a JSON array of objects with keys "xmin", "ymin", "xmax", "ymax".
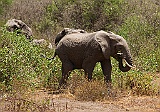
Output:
[{"xmin": 57, "ymin": 33, "xmax": 95, "ymax": 48}]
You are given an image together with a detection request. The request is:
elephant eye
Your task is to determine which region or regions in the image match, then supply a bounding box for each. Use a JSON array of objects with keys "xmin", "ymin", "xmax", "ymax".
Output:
[{"xmin": 116, "ymin": 45, "xmax": 123, "ymax": 51}]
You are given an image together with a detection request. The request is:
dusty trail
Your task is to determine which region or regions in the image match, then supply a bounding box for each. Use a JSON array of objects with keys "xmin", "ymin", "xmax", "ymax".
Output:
[
  {"xmin": 0, "ymin": 89, "xmax": 160, "ymax": 112},
  {"xmin": 27, "ymin": 89, "xmax": 160, "ymax": 112}
]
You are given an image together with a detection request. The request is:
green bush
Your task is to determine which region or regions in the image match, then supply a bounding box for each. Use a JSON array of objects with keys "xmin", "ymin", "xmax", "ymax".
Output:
[
  {"xmin": 39, "ymin": 0, "xmax": 125, "ymax": 33},
  {"xmin": 118, "ymin": 11, "xmax": 159, "ymax": 72},
  {"xmin": 112, "ymin": 70, "xmax": 158, "ymax": 95},
  {"xmin": 0, "ymin": 29, "xmax": 61, "ymax": 92}
]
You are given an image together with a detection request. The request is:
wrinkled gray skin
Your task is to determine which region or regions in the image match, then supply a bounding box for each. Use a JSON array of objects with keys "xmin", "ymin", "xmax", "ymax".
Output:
[
  {"xmin": 49, "ymin": 28, "xmax": 87, "ymax": 59},
  {"xmin": 55, "ymin": 30, "xmax": 133, "ymax": 86},
  {"xmin": 55, "ymin": 28, "xmax": 87, "ymax": 46},
  {"xmin": 5, "ymin": 19, "xmax": 33, "ymax": 39},
  {"xmin": 32, "ymin": 39, "xmax": 53, "ymax": 49}
]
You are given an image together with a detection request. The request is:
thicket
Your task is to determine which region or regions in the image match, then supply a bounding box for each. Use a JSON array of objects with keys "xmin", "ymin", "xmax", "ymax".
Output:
[
  {"xmin": 0, "ymin": 29, "xmax": 62, "ymax": 90},
  {"xmin": 0, "ymin": 0, "xmax": 159, "ymax": 103}
]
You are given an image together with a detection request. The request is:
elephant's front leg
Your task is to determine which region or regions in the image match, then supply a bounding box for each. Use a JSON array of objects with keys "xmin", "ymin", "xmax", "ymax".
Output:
[{"xmin": 101, "ymin": 59, "xmax": 112, "ymax": 84}]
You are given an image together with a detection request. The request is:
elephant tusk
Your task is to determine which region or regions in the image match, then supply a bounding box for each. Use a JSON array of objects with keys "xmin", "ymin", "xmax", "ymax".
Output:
[
  {"xmin": 117, "ymin": 52, "xmax": 123, "ymax": 55},
  {"xmin": 122, "ymin": 59, "xmax": 133, "ymax": 68}
]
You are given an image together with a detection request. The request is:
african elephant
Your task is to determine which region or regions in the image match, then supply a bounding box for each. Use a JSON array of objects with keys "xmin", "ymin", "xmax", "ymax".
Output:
[
  {"xmin": 47, "ymin": 28, "xmax": 87, "ymax": 59},
  {"xmin": 32, "ymin": 39, "xmax": 53, "ymax": 49},
  {"xmin": 54, "ymin": 29, "xmax": 133, "ymax": 85},
  {"xmin": 5, "ymin": 19, "xmax": 33, "ymax": 39},
  {"xmin": 55, "ymin": 28, "xmax": 87, "ymax": 46}
]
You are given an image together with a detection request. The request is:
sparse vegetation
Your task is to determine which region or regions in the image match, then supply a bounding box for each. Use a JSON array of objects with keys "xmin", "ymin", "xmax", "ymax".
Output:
[
  {"xmin": 0, "ymin": 0, "xmax": 160, "ymax": 111},
  {"xmin": 0, "ymin": 0, "xmax": 12, "ymax": 14}
]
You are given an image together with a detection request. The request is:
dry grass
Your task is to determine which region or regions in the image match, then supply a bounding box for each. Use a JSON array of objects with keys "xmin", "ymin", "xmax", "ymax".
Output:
[
  {"xmin": 66, "ymin": 72, "xmax": 160, "ymax": 101},
  {"xmin": 0, "ymin": 73, "xmax": 159, "ymax": 111},
  {"xmin": 1, "ymin": 87, "xmax": 160, "ymax": 112},
  {"xmin": 67, "ymin": 74, "xmax": 124, "ymax": 101},
  {"xmin": 3, "ymin": 0, "xmax": 52, "ymax": 24}
]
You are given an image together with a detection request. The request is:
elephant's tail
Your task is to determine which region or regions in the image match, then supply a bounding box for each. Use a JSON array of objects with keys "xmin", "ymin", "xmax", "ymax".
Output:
[{"xmin": 40, "ymin": 52, "xmax": 57, "ymax": 60}]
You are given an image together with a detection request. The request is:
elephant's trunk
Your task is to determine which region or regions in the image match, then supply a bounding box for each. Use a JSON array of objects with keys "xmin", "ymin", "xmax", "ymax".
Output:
[{"xmin": 118, "ymin": 56, "xmax": 133, "ymax": 72}]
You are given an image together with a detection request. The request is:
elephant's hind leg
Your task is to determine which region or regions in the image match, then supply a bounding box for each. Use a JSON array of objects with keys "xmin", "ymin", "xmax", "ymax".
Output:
[
  {"xmin": 59, "ymin": 61, "xmax": 73, "ymax": 87},
  {"xmin": 82, "ymin": 61, "xmax": 96, "ymax": 81}
]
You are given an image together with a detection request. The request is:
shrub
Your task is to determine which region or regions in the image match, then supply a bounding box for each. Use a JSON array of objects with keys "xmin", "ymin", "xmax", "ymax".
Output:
[
  {"xmin": 69, "ymin": 74, "xmax": 108, "ymax": 101},
  {"xmin": 75, "ymin": 81, "xmax": 107, "ymax": 101},
  {"xmin": 112, "ymin": 70, "xmax": 158, "ymax": 96},
  {"xmin": 0, "ymin": 28, "xmax": 60, "ymax": 92},
  {"xmin": 118, "ymin": 2, "xmax": 160, "ymax": 72},
  {"xmin": 43, "ymin": 0, "xmax": 125, "ymax": 33},
  {"xmin": 126, "ymin": 72, "xmax": 158, "ymax": 95}
]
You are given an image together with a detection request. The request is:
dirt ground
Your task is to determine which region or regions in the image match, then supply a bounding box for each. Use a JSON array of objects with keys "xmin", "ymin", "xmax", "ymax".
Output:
[
  {"xmin": 0, "ymin": 89, "xmax": 160, "ymax": 112},
  {"xmin": 30, "ymin": 73, "xmax": 160, "ymax": 112},
  {"xmin": 29, "ymin": 90, "xmax": 160, "ymax": 112},
  {"xmin": 1, "ymin": 88, "xmax": 160, "ymax": 112},
  {"xmin": 0, "ymin": 73, "xmax": 160, "ymax": 112}
]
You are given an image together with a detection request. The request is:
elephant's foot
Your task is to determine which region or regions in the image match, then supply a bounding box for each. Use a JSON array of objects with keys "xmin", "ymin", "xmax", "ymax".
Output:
[
  {"xmin": 105, "ymin": 82, "xmax": 116, "ymax": 97},
  {"xmin": 58, "ymin": 78, "xmax": 68, "ymax": 92}
]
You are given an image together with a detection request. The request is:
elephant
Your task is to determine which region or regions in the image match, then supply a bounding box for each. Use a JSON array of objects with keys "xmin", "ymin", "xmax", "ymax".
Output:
[
  {"xmin": 55, "ymin": 30, "xmax": 132, "ymax": 86},
  {"xmin": 5, "ymin": 19, "xmax": 54, "ymax": 49},
  {"xmin": 5, "ymin": 19, "xmax": 33, "ymax": 39},
  {"xmin": 32, "ymin": 39, "xmax": 53, "ymax": 49},
  {"xmin": 53, "ymin": 29, "xmax": 133, "ymax": 86},
  {"xmin": 46, "ymin": 28, "xmax": 87, "ymax": 59},
  {"xmin": 55, "ymin": 28, "xmax": 87, "ymax": 46}
]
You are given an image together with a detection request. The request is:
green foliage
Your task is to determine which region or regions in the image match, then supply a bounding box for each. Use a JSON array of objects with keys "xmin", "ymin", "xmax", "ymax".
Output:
[
  {"xmin": 43, "ymin": 57, "xmax": 62, "ymax": 89},
  {"xmin": 118, "ymin": 12, "xmax": 159, "ymax": 72},
  {"xmin": 0, "ymin": 28, "xmax": 61, "ymax": 91},
  {"xmin": 124, "ymin": 72, "xmax": 157, "ymax": 95},
  {"xmin": 40, "ymin": 0, "xmax": 125, "ymax": 32},
  {"xmin": 112, "ymin": 70, "xmax": 158, "ymax": 95}
]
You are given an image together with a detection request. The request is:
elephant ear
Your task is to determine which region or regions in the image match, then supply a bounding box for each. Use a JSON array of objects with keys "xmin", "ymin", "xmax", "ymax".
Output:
[
  {"xmin": 55, "ymin": 28, "xmax": 70, "ymax": 45},
  {"xmin": 95, "ymin": 31, "xmax": 111, "ymax": 59}
]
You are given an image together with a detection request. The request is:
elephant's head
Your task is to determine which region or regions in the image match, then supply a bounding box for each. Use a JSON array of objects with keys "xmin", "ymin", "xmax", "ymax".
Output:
[
  {"xmin": 95, "ymin": 31, "xmax": 133, "ymax": 72},
  {"xmin": 55, "ymin": 28, "xmax": 87, "ymax": 46},
  {"xmin": 5, "ymin": 19, "xmax": 33, "ymax": 39}
]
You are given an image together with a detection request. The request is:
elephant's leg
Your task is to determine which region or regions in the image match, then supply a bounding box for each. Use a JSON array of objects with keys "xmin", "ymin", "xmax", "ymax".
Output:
[
  {"xmin": 84, "ymin": 67, "xmax": 94, "ymax": 81},
  {"xmin": 101, "ymin": 59, "xmax": 113, "ymax": 96},
  {"xmin": 100, "ymin": 59, "xmax": 112, "ymax": 84},
  {"xmin": 82, "ymin": 61, "xmax": 96, "ymax": 81},
  {"xmin": 59, "ymin": 61, "xmax": 73, "ymax": 87}
]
